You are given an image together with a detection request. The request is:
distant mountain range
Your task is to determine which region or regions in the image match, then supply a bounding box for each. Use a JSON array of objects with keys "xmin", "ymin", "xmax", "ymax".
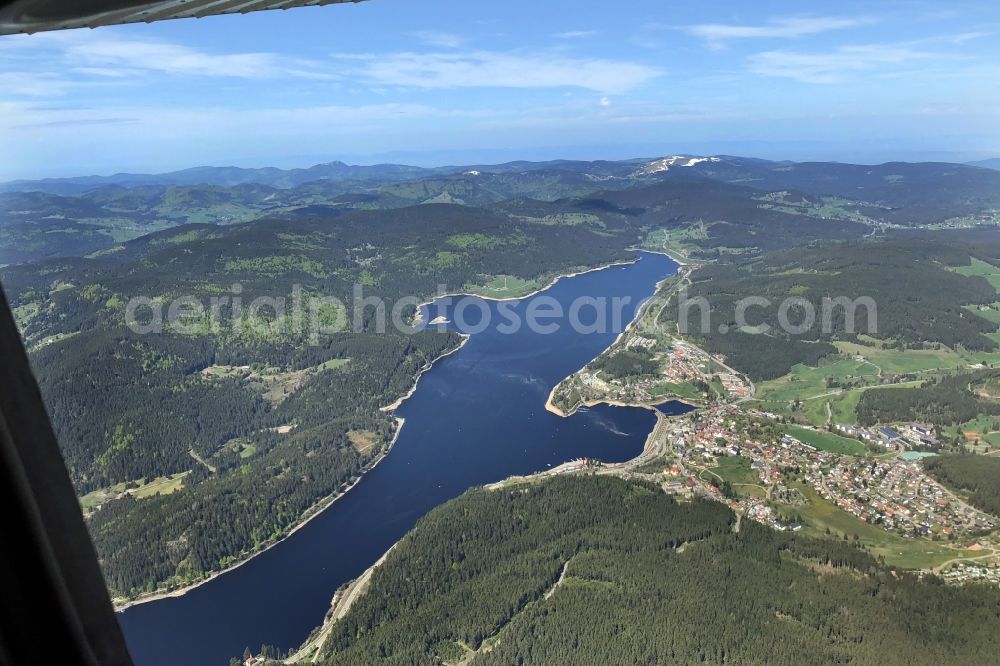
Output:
[
  {"xmin": 6, "ymin": 153, "xmax": 999, "ymax": 195},
  {"xmin": 4, "ymin": 154, "xmax": 1000, "ymax": 265},
  {"xmin": 0, "ymin": 158, "xmax": 658, "ymax": 195},
  {"xmin": 969, "ymin": 158, "xmax": 1000, "ymax": 171},
  {"xmin": 0, "ymin": 161, "xmax": 441, "ymax": 196}
]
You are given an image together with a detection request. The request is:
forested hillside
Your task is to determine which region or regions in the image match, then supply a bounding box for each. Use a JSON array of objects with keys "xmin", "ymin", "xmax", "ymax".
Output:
[
  {"xmin": 7, "ymin": 154, "xmax": 1000, "ymax": 265},
  {"xmin": 678, "ymin": 158, "xmax": 1000, "ymax": 224},
  {"xmin": 857, "ymin": 370, "xmax": 1000, "ymax": 427},
  {"xmin": 0, "ymin": 162, "xmax": 647, "ymax": 264},
  {"xmin": 316, "ymin": 476, "xmax": 1000, "ymax": 666},
  {"xmin": 3, "ymin": 203, "xmax": 639, "ymax": 597},
  {"xmin": 924, "ymin": 455, "xmax": 1000, "ymax": 518},
  {"xmin": 662, "ymin": 240, "xmax": 1000, "ymax": 380}
]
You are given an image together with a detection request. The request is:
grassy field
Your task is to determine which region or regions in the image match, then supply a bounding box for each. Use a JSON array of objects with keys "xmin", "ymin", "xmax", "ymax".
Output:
[
  {"xmin": 80, "ymin": 472, "xmax": 190, "ymax": 511},
  {"xmin": 774, "ymin": 482, "xmax": 976, "ymax": 570},
  {"xmin": 712, "ymin": 455, "xmax": 760, "ymax": 485},
  {"xmin": 466, "ymin": 275, "xmax": 542, "ymax": 299},
  {"xmin": 966, "ymin": 303, "xmax": 1000, "ymax": 326},
  {"xmin": 642, "ymin": 227, "xmax": 704, "ymax": 258},
  {"xmin": 942, "ymin": 415, "xmax": 1000, "ymax": 453},
  {"xmin": 785, "ymin": 425, "xmax": 867, "ymax": 456},
  {"xmin": 317, "ymin": 358, "xmax": 350, "ymax": 372},
  {"xmin": 834, "ymin": 340, "xmax": 966, "ymax": 374},
  {"xmin": 955, "ymin": 257, "xmax": 1000, "ymax": 291},
  {"xmin": 950, "ymin": 258, "xmax": 1000, "ymax": 364},
  {"xmin": 756, "ymin": 381, "xmax": 924, "ymax": 428},
  {"xmin": 828, "ymin": 388, "xmax": 864, "ymax": 425},
  {"xmin": 752, "ymin": 346, "xmax": 957, "ymax": 427},
  {"xmin": 700, "ymin": 456, "xmax": 765, "ymax": 498},
  {"xmin": 755, "ymin": 357, "xmax": 879, "ymax": 404},
  {"xmin": 649, "ymin": 380, "xmax": 704, "ymax": 402},
  {"xmin": 752, "ymin": 357, "xmax": 875, "ymax": 427},
  {"xmin": 347, "ymin": 429, "xmax": 379, "ymax": 455}
]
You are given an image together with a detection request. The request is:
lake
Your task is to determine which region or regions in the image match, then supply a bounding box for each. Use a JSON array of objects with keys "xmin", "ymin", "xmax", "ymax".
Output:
[{"xmin": 119, "ymin": 251, "xmax": 691, "ymax": 665}]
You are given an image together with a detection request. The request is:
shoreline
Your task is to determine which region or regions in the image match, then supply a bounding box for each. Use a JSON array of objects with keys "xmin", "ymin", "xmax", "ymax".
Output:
[
  {"xmin": 285, "ymin": 543, "xmax": 398, "ymax": 663},
  {"xmin": 626, "ymin": 245, "xmax": 690, "ymax": 267},
  {"xmin": 545, "ymin": 258, "xmax": 691, "ymax": 419},
  {"xmin": 414, "ymin": 254, "xmax": 649, "ymax": 314},
  {"xmin": 544, "ymin": 393, "xmax": 700, "ymax": 418},
  {"xmin": 380, "ymin": 334, "xmax": 471, "ymax": 412},
  {"xmin": 114, "ymin": 414, "xmax": 409, "ymax": 612},
  {"xmin": 114, "ymin": 255, "xmax": 660, "ymax": 611}
]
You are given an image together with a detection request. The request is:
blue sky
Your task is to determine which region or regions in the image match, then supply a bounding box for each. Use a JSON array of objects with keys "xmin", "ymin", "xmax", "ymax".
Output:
[{"xmin": 1, "ymin": 0, "xmax": 999, "ymax": 178}]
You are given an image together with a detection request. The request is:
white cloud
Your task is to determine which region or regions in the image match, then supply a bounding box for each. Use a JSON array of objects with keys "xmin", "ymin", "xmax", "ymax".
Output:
[
  {"xmin": 331, "ymin": 50, "xmax": 662, "ymax": 94},
  {"xmin": 0, "ymin": 32, "xmax": 335, "ymax": 87},
  {"xmin": 0, "ymin": 100, "xmax": 447, "ymax": 137},
  {"xmin": 62, "ymin": 36, "xmax": 333, "ymax": 80},
  {"xmin": 554, "ymin": 30, "xmax": 598, "ymax": 39},
  {"xmin": 1, "ymin": 33, "xmax": 661, "ymax": 99},
  {"xmin": 12, "ymin": 117, "xmax": 137, "ymax": 130},
  {"xmin": 0, "ymin": 72, "xmax": 74, "ymax": 97},
  {"xmin": 747, "ymin": 44, "xmax": 932, "ymax": 84},
  {"xmin": 411, "ymin": 31, "xmax": 466, "ymax": 48},
  {"xmin": 686, "ymin": 16, "xmax": 870, "ymax": 45}
]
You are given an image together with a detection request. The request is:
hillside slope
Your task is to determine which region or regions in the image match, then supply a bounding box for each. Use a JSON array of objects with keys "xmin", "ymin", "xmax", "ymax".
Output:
[{"xmin": 315, "ymin": 475, "xmax": 1000, "ymax": 666}]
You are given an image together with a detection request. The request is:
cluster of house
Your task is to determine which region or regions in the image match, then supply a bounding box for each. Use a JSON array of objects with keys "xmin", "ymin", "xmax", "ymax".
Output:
[
  {"xmin": 717, "ymin": 372, "xmax": 748, "ymax": 398},
  {"xmin": 939, "ymin": 560, "xmax": 1000, "ymax": 585},
  {"xmin": 659, "ymin": 343, "xmax": 705, "ymax": 384},
  {"xmin": 625, "ymin": 335, "xmax": 658, "ymax": 351},
  {"xmin": 660, "ymin": 407, "xmax": 995, "ymax": 542},
  {"xmin": 555, "ymin": 331, "xmax": 756, "ymax": 414},
  {"xmin": 734, "ymin": 496, "xmax": 803, "ymax": 532},
  {"xmin": 561, "ymin": 338, "xmax": 717, "ymax": 406},
  {"xmin": 834, "ymin": 422, "xmax": 938, "ymax": 451},
  {"xmin": 814, "ymin": 457, "xmax": 996, "ymax": 538}
]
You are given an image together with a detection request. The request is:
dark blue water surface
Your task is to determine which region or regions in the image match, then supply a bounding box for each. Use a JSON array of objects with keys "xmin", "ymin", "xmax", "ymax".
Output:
[{"xmin": 119, "ymin": 251, "xmax": 691, "ymax": 665}]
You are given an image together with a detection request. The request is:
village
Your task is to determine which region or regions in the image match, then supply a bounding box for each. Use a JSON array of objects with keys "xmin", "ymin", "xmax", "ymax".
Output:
[
  {"xmin": 539, "ymin": 285, "xmax": 1000, "ymax": 587},
  {"xmin": 833, "ymin": 421, "xmax": 940, "ymax": 452},
  {"xmin": 549, "ymin": 336, "xmax": 752, "ymax": 415},
  {"xmin": 527, "ymin": 397, "xmax": 1000, "ymax": 588},
  {"xmin": 663, "ymin": 406, "xmax": 997, "ymax": 539}
]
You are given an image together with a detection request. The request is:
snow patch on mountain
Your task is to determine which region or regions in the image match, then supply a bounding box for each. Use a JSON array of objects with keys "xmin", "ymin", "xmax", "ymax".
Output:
[{"xmin": 634, "ymin": 156, "xmax": 721, "ymax": 176}]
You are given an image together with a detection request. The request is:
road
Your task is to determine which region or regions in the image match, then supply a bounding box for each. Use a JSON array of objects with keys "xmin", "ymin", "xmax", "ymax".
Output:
[
  {"xmin": 932, "ymin": 547, "xmax": 1000, "ymax": 574},
  {"xmin": 285, "ymin": 545, "xmax": 396, "ymax": 663}
]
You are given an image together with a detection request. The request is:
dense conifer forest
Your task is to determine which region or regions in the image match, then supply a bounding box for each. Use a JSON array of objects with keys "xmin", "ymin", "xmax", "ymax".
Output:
[
  {"xmin": 662, "ymin": 240, "xmax": 1000, "ymax": 380},
  {"xmin": 924, "ymin": 454, "xmax": 1000, "ymax": 518},
  {"xmin": 316, "ymin": 476, "xmax": 1000, "ymax": 666},
  {"xmin": 5, "ymin": 203, "xmax": 637, "ymax": 596},
  {"xmin": 857, "ymin": 370, "xmax": 1000, "ymax": 427}
]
